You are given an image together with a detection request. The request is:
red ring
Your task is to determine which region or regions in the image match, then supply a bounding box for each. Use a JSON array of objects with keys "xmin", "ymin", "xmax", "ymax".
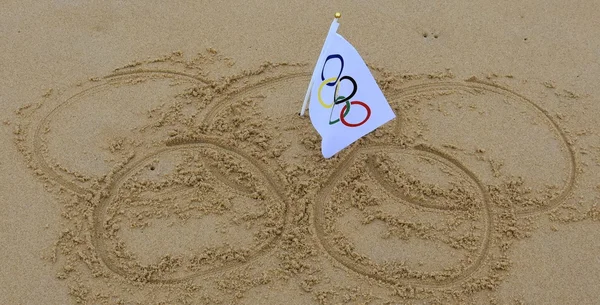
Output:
[{"xmin": 340, "ymin": 101, "xmax": 371, "ymax": 127}]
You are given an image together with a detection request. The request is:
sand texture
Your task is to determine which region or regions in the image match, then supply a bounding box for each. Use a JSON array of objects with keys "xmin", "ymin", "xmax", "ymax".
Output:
[{"xmin": 2, "ymin": 1, "xmax": 600, "ymax": 304}]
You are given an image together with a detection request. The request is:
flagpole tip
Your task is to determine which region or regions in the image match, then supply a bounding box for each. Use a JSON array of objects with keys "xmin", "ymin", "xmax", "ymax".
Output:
[{"xmin": 334, "ymin": 12, "xmax": 341, "ymax": 19}]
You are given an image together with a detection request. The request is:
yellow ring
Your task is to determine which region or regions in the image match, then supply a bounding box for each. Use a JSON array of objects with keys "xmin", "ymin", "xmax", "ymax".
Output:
[{"xmin": 318, "ymin": 77, "xmax": 338, "ymax": 108}]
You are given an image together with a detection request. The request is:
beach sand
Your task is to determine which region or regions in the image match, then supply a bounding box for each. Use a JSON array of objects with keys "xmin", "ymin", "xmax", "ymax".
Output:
[{"xmin": 1, "ymin": 1, "xmax": 600, "ymax": 304}]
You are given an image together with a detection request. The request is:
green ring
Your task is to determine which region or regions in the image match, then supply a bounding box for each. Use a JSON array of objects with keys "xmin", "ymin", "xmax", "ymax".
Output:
[{"xmin": 329, "ymin": 96, "xmax": 351, "ymax": 125}]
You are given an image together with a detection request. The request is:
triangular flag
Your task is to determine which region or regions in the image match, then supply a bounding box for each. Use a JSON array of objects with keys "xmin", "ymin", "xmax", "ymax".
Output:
[{"xmin": 302, "ymin": 17, "xmax": 395, "ymax": 158}]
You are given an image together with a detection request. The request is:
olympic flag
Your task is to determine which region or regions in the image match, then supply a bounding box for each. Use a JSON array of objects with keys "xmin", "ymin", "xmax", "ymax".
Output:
[{"xmin": 300, "ymin": 15, "xmax": 395, "ymax": 158}]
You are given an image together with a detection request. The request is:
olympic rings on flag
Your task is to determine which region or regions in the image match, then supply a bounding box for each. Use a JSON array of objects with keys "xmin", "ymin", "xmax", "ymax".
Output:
[{"xmin": 318, "ymin": 54, "xmax": 371, "ymax": 128}]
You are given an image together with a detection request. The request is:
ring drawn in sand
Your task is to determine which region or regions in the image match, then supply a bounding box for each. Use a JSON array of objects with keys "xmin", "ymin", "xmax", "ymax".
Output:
[
  {"xmin": 92, "ymin": 136, "xmax": 288, "ymax": 283},
  {"xmin": 313, "ymin": 144, "xmax": 493, "ymax": 287},
  {"xmin": 29, "ymin": 70, "xmax": 207, "ymax": 195},
  {"xmin": 387, "ymin": 80, "xmax": 576, "ymax": 216}
]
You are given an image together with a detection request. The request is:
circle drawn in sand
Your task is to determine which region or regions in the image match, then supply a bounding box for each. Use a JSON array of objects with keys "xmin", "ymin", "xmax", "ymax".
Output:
[
  {"xmin": 31, "ymin": 70, "xmax": 206, "ymax": 195},
  {"xmin": 388, "ymin": 80, "xmax": 576, "ymax": 216},
  {"xmin": 92, "ymin": 137, "xmax": 288, "ymax": 283},
  {"xmin": 314, "ymin": 144, "xmax": 492, "ymax": 287}
]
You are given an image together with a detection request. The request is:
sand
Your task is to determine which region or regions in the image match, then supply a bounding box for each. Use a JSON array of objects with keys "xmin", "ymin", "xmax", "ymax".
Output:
[{"xmin": 1, "ymin": 1, "xmax": 600, "ymax": 304}]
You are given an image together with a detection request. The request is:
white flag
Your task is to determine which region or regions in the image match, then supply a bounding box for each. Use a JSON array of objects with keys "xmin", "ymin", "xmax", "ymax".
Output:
[{"xmin": 305, "ymin": 19, "xmax": 395, "ymax": 158}]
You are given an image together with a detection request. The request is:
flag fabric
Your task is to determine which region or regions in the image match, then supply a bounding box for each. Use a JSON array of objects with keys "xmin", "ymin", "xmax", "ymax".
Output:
[{"xmin": 307, "ymin": 19, "xmax": 396, "ymax": 158}]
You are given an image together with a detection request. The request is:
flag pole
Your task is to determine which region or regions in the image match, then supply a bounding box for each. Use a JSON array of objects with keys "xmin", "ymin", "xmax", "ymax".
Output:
[{"xmin": 299, "ymin": 12, "xmax": 341, "ymax": 116}]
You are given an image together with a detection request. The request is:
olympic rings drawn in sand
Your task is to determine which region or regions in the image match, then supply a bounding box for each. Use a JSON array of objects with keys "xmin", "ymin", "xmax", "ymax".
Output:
[
  {"xmin": 313, "ymin": 144, "xmax": 492, "ymax": 288},
  {"xmin": 30, "ymin": 70, "xmax": 207, "ymax": 196},
  {"xmin": 24, "ymin": 65, "xmax": 576, "ymax": 289},
  {"xmin": 92, "ymin": 136, "xmax": 289, "ymax": 283},
  {"xmin": 387, "ymin": 80, "xmax": 577, "ymax": 217}
]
